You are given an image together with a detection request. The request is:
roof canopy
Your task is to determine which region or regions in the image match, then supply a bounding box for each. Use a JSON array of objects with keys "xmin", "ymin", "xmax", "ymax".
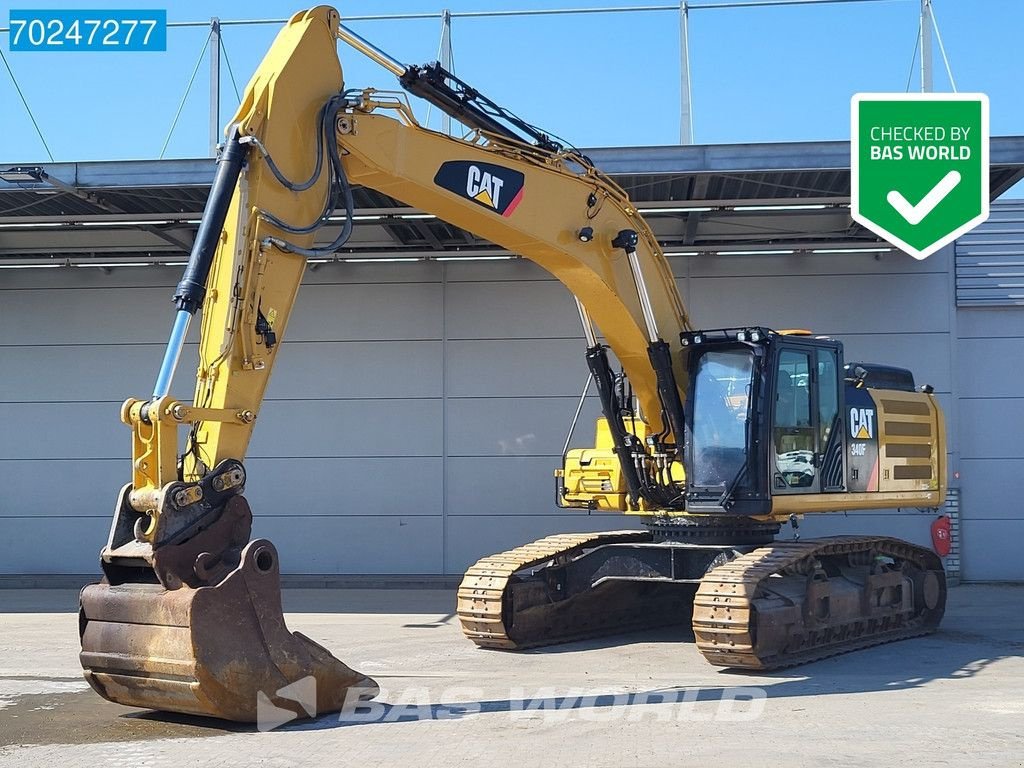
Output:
[{"xmin": 1, "ymin": 137, "xmax": 1022, "ymax": 266}]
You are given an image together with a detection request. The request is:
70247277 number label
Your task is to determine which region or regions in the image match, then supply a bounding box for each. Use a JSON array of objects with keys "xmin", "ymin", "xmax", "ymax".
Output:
[{"xmin": 8, "ymin": 10, "xmax": 167, "ymax": 52}]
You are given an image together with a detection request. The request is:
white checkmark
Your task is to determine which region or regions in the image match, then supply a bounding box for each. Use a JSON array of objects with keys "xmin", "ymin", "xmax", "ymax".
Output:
[{"xmin": 886, "ymin": 170, "xmax": 962, "ymax": 225}]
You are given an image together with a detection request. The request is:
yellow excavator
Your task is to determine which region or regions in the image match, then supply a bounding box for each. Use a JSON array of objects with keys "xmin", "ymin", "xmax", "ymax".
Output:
[{"xmin": 79, "ymin": 6, "xmax": 948, "ymax": 722}]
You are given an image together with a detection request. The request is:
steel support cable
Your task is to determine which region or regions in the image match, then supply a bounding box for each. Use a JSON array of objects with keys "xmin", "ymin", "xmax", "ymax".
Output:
[
  {"xmin": 562, "ymin": 373, "xmax": 595, "ymax": 458},
  {"xmin": 904, "ymin": 15, "xmax": 921, "ymax": 92},
  {"xmin": 928, "ymin": 2, "xmax": 957, "ymax": 92},
  {"xmin": 0, "ymin": 0, "xmax": 895, "ymax": 31},
  {"xmin": 0, "ymin": 1, "xmax": 914, "ymax": 160},
  {"xmin": 423, "ymin": 15, "xmax": 450, "ymax": 132},
  {"xmin": 159, "ymin": 29, "xmax": 213, "ymax": 159},
  {"xmin": 219, "ymin": 34, "xmax": 243, "ymax": 103},
  {"xmin": 424, "ymin": 12, "xmax": 458, "ymax": 135},
  {"xmin": 0, "ymin": 47, "xmax": 54, "ymax": 161}
]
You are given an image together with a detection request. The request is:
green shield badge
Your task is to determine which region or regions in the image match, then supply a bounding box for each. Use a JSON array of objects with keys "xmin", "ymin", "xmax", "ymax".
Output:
[{"xmin": 851, "ymin": 93, "xmax": 989, "ymax": 260}]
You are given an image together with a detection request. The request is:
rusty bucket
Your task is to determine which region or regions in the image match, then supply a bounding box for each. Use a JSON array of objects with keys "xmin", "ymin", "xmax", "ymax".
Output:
[{"xmin": 80, "ymin": 536, "xmax": 377, "ymax": 722}]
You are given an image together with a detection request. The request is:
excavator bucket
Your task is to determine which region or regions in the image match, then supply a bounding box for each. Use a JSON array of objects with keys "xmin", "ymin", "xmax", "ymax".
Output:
[{"xmin": 80, "ymin": 493, "xmax": 376, "ymax": 722}]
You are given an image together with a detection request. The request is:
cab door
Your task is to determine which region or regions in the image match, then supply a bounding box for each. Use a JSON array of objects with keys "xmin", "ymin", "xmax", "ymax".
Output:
[{"xmin": 770, "ymin": 342, "xmax": 843, "ymax": 494}]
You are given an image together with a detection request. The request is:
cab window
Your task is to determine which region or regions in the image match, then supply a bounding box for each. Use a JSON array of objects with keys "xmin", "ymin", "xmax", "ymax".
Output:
[
  {"xmin": 691, "ymin": 349, "xmax": 754, "ymax": 487},
  {"xmin": 774, "ymin": 349, "xmax": 815, "ymax": 488},
  {"xmin": 817, "ymin": 348, "xmax": 839, "ymax": 446}
]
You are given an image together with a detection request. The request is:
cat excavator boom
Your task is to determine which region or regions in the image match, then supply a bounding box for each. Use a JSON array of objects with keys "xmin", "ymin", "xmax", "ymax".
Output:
[{"xmin": 79, "ymin": 6, "xmax": 947, "ymax": 723}]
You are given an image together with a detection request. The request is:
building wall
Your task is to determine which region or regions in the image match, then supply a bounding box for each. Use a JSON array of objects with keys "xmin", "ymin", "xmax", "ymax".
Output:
[
  {"xmin": 955, "ymin": 309, "xmax": 1024, "ymax": 581},
  {"xmin": 950, "ymin": 199, "xmax": 1024, "ymax": 581},
  {"xmin": 1, "ymin": 241, "xmax": 1018, "ymax": 580}
]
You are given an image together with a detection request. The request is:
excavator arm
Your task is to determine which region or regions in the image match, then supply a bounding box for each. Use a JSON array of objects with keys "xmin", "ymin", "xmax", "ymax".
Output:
[
  {"xmin": 80, "ymin": 5, "xmax": 693, "ymax": 722},
  {"xmin": 131, "ymin": 7, "xmax": 692, "ymax": 518}
]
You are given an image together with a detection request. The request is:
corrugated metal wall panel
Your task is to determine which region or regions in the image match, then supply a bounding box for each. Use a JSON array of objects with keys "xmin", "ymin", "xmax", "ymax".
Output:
[{"xmin": 955, "ymin": 200, "xmax": 1024, "ymax": 307}]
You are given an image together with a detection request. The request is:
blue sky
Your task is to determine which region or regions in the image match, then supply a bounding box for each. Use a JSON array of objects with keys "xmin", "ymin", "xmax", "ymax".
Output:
[{"xmin": 1, "ymin": 0, "xmax": 1021, "ymax": 163}]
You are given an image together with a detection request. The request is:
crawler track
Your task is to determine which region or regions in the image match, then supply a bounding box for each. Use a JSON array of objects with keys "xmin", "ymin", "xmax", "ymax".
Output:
[
  {"xmin": 692, "ymin": 535, "xmax": 946, "ymax": 670},
  {"xmin": 458, "ymin": 530, "xmax": 693, "ymax": 649},
  {"xmin": 459, "ymin": 533, "xmax": 946, "ymax": 671}
]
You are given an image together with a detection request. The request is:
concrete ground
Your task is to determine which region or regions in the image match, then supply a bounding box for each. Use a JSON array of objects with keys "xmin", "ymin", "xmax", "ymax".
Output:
[{"xmin": 0, "ymin": 585, "xmax": 1021, "ymax": 768}]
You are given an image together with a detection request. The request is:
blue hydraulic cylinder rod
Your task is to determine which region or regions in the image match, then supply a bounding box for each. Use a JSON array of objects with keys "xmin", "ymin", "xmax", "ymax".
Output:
[
  {"xmin": 149, "ymin": 130, "xmax": 247, "ymax": 400},
  {"xmin": 152, "ymin": 310, "xmax": 192, "ymax": 398}
]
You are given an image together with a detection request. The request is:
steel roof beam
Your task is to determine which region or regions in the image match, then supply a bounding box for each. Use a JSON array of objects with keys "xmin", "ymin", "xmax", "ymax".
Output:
[
  {"xmin": 10, "ymin": 168, "xmax": 194, "ymax": 251},
  {"xmin": 3, "ymin": 137, "xmax": 1019, "ymax": 192}
]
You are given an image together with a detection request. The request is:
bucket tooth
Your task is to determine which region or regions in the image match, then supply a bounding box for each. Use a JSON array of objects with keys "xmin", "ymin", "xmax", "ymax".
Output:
[{"xmin": 80, "ymin": 538, "xmax": 377, "ymax": 722}]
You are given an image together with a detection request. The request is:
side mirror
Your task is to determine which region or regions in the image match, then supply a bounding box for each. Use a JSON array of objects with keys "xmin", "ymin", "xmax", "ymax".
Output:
[{"xmin": 845, "ymin": 365, "xmax": 869, "ymax": 388}]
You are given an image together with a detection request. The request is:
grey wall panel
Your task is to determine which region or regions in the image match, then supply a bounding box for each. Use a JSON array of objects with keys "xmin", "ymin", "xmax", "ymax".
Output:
[
  {"xmin": 265, "ymin": 340, "xmax": 443, "ymax": 400},
  {"xmin": 682, "ymin": 248, "xmax": 951, "ymax": 279},
  {"xmin": 792, "ymin": 510, "xmax": 936, "ymax": 550},
  {"xmin": 444, "ymin": 260, "xmax": 553, "ymax": 283},
  {"xmin": 0, "ymin": 402, "xmax": 122, "ymax": 459},
  {"xmin": 958, "ymin": 399, "xmax": 1024, "ymax": 459},
  {"xmin": 4, "ymin": 287, "xmax": 182, "ymax": 344},
  {"xmin": 0, "ymin": 459, "xmax": 125, "ymax": 518},
  {"xmin": 0, "ymin": 344, "xmax": 161, "ymax": 402},
  {"xmin": 253, "ymin": 515, "xmax": 443, "ymax": 574},
  {"xmin": 958, "ymin": 307, "xmax": 1024, "ymax": 338},
  {"xmin": 446, "ymin": 456, "xmax": 563, "ymax": 517},
  {"xmin": 2, "ymin": 514, "xmax": 443, "ymax": 575},
  {"xmin": 1, "ymin": 275, "xmax": 442, "ymax": 346},
  {"xmin": 833, "ymin": 333, "xmax": 952, "ymax": 393},
  {"xmin": 445, "ymin": 281, "xmax": 580, "ymax": 339},
  {"xmin": 446, "ymin": 339, "xmax": 588, "ymax": 398},
  {"xmin": 0, "ymin": 517, "xmax": 109, "ymax": 573},
  {"xmin": 248, "ymin": 399, "xmax": 442, "ymax": 458},
  {"xmin": 7, "ymin": 251, "xmax": 1022, "ymax": 581},
  {"xmin": 957, "ymin": 337, "xmax": 1024, "ymax": 398},
  {"xmin": 303, "ymin": 261, "xmax": 442, "ymax": 285},
  {"xmin": 933, "ymin": 392, "xmax": 956, "ymax": 455},
  {"xmin": 956, "ymin": 459, "xmax": 1022, "ymax": 521},
  {"xmin": 685, "ymin": 274, "xmax": 949, "ymax": 335},
  {"xmin": 285, "ymin": 283, "xmax": 443, "ymax": 342},
  {"xmin": 954, "ymin": 303, "xmax": 1023, "ymax": 580},
  {"xmin": 446, "ymin": 397, "xmax": 602, "ymax": 457},
  {"xmin": 445, "ymin": 513, "xmax": 642, "ymax": 575},
  {"xmin": 0, "ymin": 343, "xmax": 443, "ymax": 407},
  {"xmin": 243, "ymin": 457, "xmax": 442, "ymax": 517},
  {"xmin": 959, "ymin": 521, "xmax": 1024, "ymax": 581},
  {"xmin": 1, "ymin": 265, "xmax": 177, "ymax": 291}
]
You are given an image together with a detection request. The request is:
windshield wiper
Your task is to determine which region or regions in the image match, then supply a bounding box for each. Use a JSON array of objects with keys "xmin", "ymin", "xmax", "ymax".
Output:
[{"xmin": 717, "ymin": 461, "xmax": 748, "ymax": 511}]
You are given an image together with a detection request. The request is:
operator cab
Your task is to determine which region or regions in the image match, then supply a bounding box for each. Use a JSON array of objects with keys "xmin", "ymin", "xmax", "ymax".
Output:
[{"xmin": 683, "ymin": 327, "xmax": 849, "ymax": 516}]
